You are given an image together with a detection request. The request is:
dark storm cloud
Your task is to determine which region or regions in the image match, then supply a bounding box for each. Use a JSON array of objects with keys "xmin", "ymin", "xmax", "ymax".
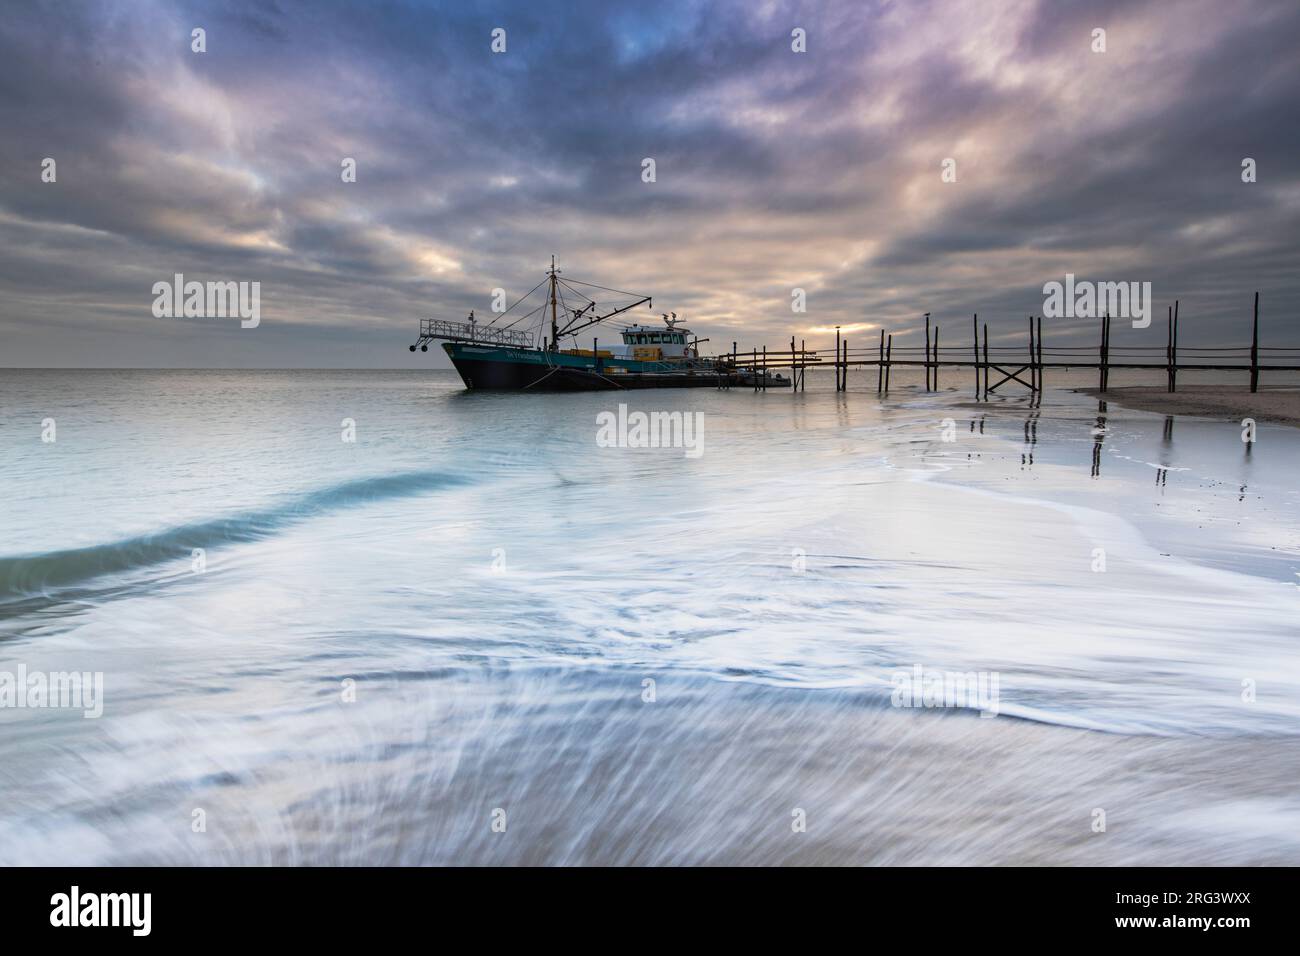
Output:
[{"xmin": 0, "ymin": 0, "xmax": 1297, "ymax": 366}]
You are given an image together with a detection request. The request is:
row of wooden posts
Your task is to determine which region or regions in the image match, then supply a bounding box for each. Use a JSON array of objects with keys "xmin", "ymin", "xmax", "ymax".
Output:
[{"xmin": 727, "ymin": 292, "xmax": 1287, "ymax": 396}]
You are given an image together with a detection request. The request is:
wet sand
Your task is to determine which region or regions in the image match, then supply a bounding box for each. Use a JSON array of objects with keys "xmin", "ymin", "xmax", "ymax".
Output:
[
  {"xmin": 6, "ymin": 675, "xmax": 1300, "ymax": 866},
  {"xmin": 1078, "ymin": 385, "xmax": 1300, "ymax": 427}
]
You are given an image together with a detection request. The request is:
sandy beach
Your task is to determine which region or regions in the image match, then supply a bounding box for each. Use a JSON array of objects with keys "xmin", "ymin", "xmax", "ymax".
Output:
[
  {"xmin": 1078, "ymin": 385, "xmax": 1300, "ymax": 427},
  {"xmin": 5, "ymin": 371, "xmax": 1300, "ymax": 865}
]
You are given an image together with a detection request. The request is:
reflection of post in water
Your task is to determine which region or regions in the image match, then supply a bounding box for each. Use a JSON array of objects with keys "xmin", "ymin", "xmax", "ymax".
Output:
[
  {"xmin": 1021, "ymin": 410, "xmax": 1039, "ymax": 468},
  {"xmin": 1156, "ymin": 415, "xmax": 1173, "ymax": 489},
  {"xmin": 1238, "ymin": 441, "xmax": 1252, "ymax": 502},
  {"xmin": 1091, "ymin": 400, "xmax": 1108, "ymax": 478},
  {"xmin": 966, "ymin": 415, "xmax": 987, "ymax": 461}
]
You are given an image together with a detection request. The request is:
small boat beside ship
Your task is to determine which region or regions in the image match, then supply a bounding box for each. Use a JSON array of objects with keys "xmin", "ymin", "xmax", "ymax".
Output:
[{"xmin": 410, "ymin": 260, "xmax": 789, "ymax": 391}]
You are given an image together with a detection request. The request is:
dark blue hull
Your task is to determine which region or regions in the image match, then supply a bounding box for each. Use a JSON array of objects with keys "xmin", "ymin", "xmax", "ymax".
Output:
[{"xmin": 443, "ymin": 343, "xmax": 783, "ymax": 391}]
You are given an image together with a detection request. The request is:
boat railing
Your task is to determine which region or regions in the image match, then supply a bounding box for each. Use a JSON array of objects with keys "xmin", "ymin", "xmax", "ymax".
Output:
[{"xmin": 417, "ymin": 318, "xmax": 535, "ymax": 349}]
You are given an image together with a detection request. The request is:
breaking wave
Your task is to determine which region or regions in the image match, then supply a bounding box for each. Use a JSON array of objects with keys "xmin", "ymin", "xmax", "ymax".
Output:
[{"xmin": 0, "ymin": 470, "xmax": 465, "ymax": 601}]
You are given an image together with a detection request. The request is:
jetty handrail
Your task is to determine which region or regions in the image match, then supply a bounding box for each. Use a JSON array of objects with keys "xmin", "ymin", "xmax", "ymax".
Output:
[
  {"xmin": 714, "ymin": 350, "xmax": 823, "ymax": 367},
  {"xmin": 704, "ymin": 295, "xmax": 1299, "ymax": 396},
  {"xmin": 634, "ymin": 356, "xmax": 729, "ymax": 373}
]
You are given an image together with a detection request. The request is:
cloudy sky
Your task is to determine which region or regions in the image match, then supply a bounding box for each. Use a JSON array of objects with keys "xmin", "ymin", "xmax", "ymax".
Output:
[{"xmin": 1, "ymin": 0, "xmax": 1297, "ymax": 367}]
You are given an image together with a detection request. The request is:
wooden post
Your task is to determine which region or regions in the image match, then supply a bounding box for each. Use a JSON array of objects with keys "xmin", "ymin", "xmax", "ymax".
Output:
[
  {"xmin": 801, "ymin": 339, "xmax": 806, "ymax": 391},
  {"xmin": 885, "ymin": 334, "xmax": 893, "ymax": 391},
  {"xmin": 1099, "ymin": 316, "xmax": 1106, "ymax": 391},
  {"xmin": 1105, "ymin": 314, "xmax": 1112, "ymax": 391},
  {"xmin": 981, "ymin": 323, "xmax": 989, "ymax": 398},
  {"xmin": 1028, "ymin": 316, "xmax": 1036, "ymax": 392},
  {"xmin": 835, "ymin": 326, "xmax": 842, "ymax": 392},
  {"xmin": 1036, "ymin": 316, "xmax": 1044, "ymax": 394},
  {"xmin": 1171, "ymin": 300, "xmax": 1179, "ymax": 393},
  {"xmin": 1170, "ymin": 308, "xmax": 1180, "ymax": 395},
  {"xmin": 1098, "ymin": 315, "xmax": 1107, "ymax": 391},
  {"xmin": 762, "ymin": 345, "xmax": 767, "ymax": 391},
  {"xmin": 1102, "ymin": 317, "xmax": 1112, "ymax": 392},
  {"xmin": 971, "ymin": 314, "xmax": 980, "ymax": 397},
  {"xmin": 842, "ymin": 338, "xmax": 848, "ymax": 391},
  {"xmin": 878, "ymin": 329, "xmax": 885, "ymax": 393},
  {"xmin": 924, "ymin": 313, "xmax": 932, "ymax": 391},
  {"xmin": 1250, "ymin": 292, "xmax": 1259, "ymax": 393}
]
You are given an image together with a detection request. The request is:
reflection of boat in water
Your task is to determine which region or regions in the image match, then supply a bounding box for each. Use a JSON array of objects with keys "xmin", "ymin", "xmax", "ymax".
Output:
[{"xmin": 409, "ymin": 259, "xmax": 789, "ymax": 391}]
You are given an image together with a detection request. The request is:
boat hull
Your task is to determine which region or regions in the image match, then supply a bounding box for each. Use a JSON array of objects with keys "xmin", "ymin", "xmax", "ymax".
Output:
[{"xmin": 443, "ymin": 343, "xmax": 787, "ymax": 391}]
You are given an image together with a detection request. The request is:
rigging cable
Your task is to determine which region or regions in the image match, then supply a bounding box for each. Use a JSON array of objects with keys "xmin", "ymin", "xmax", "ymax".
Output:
[
  {"xmin": 489, "ymin": 275, "xmax": 551, "ymax": 330},
  {"xmin": 560, "ymin": 276, "xmax": 649, "ymax": 298}
]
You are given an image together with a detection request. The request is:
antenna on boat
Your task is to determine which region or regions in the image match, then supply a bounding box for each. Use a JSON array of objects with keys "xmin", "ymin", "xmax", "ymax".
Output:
[{"xmin": 548, "ymin": 255, "xmax": 561, "ymax": 352}]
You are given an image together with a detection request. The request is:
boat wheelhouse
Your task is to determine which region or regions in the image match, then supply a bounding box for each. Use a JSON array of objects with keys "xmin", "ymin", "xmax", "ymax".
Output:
[{"xmin": 607, "ymin": 318, "xmax": 696, "ymax": 362}]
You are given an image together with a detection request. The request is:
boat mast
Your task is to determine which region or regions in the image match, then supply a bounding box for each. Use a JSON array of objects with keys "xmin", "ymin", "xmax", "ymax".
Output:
[{"xmin": 548, "ymin": 256, "xmax": 559, "ymax": 351}]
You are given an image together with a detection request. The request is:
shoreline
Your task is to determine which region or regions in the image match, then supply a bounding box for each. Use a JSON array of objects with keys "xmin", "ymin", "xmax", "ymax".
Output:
[{"xmin": 1074, "ymin": 384, "xmax": 1300, "ymax": 427}]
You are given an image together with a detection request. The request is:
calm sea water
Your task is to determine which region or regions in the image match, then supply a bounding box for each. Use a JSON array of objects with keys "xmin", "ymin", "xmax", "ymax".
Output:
[{"xmin": 2, "ymin": 368, "xmax": 1299, "ymax": 864}]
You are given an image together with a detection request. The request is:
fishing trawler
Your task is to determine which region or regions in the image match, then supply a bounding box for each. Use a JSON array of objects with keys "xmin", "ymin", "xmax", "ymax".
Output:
[{"xmin": 409, "ymin": 260, "xmax": 789, "ymax": 391}]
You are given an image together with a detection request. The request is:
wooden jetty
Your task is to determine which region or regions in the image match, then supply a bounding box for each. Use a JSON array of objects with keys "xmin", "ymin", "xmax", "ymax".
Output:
[{"xmin": 716, "ymin": 293, "xmax": 1300, "ymax": 397}]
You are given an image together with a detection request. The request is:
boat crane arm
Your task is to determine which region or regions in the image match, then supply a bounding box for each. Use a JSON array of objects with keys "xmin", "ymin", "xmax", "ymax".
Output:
[
  {"xmin": 554, "ymin": 300, "xmax": 596, "ymax": 336},
  {"xmin": 557, "ymin": 295, "xmax": 652, "ymax": 339}
]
